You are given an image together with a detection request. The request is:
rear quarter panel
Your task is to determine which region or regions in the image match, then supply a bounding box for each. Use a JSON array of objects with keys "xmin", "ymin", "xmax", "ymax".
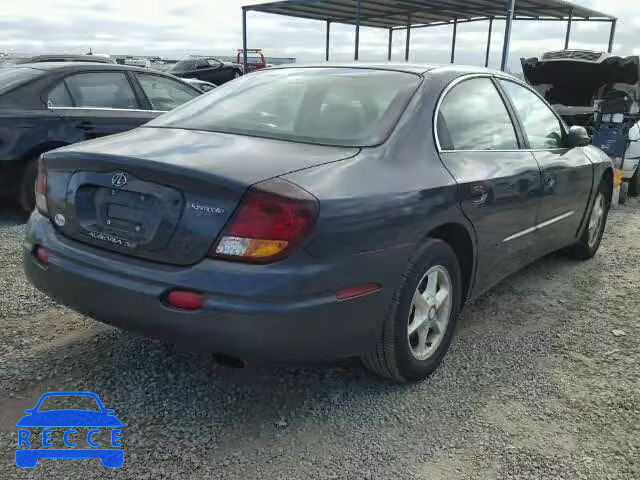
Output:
[{"xmin": 283, "ymin": 76, "xmax": 475, "ymax": 292}]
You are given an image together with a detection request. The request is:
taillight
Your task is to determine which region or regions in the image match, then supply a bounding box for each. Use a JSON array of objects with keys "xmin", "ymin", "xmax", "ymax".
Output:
[
  {"xmin": 35, "ymin": 155, "xmax": 48, "ymax": 216},
  {"xmin": 211, "ymin": 178, "xmax": 319, "ymax": 263},
  {"xmin": 34, "ymin": 246, "xmax": 50, "ymax": 265},
  {"xmin": 166, "ymin": 290, "xmax": 205, "ymax": 310}
]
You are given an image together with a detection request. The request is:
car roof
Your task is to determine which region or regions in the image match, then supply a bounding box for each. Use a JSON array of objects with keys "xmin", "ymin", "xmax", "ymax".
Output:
[
  {"xmin": 267, "ymin": 62, "xmax": 438, "ymax": 74},
  {"xmin": 28, "ymin": 54, "xmax": 112, "ymax": 61},
  {"xmin": 4, "ymin": 62, "xmax": 163, "ymax": 74},
  {"xmin": 266, "ymin": 62, "xmax": 514, "ymax": 78}
]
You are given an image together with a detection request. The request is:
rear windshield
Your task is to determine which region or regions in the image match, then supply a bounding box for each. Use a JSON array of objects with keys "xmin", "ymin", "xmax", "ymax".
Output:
[
  {"xmin": 0, "ymin": 67, "xmax": 44, "ymax": 94},
  {"xmin": 148, "ymin": 68, "xmax": 421, "ymax": 147}
]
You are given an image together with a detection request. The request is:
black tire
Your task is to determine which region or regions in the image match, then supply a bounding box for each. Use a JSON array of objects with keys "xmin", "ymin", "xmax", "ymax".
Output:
[
  {"xmin": 619, "ymin": 181, "xmax": 628, "ymax": 205},
  {"xmin": 629, "ymin": 167, "xmax": 640, "ymax": 197},
  {"xmin": 233, "ymin": 70, "xmax": 241, "ymax": 79},
  {"xmin": 362, "ymin": 238, "xmax": 462, "ymax": 383},
  {"xmin": 568, "ymin": 179, "xmax": 610, "ymax": 260},
  {"xmin": 18, "ymin": 157, "xmax": 38, "ymax": 212}
]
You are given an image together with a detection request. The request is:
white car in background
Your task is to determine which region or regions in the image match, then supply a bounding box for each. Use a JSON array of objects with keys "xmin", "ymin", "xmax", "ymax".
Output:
[
  {"xmin": 625, "ymin": 123, "xmax": 640, "ymax": 191},
  {"xmin": 522, "ymin": 50, "xmax": 640, "ymax": 194}
]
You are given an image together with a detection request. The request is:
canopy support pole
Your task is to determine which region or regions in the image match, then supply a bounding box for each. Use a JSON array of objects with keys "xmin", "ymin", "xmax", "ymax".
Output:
[
  {"xmin": 242, "ymin": 7, "xmax": 248, "ymax": 73},
  {"xmin": 405, "ymin": 15, "xmax": 411, "ymax": 61},
  {"xmin": 354, "ymin": 0, "xmax": 361, "ymax": 60},
  {"xmin": 451, "ymin": 17, "xmax": 457, "ymax": 63},
  {"xmin": 608, "ymin": 19, "xmax": 617, "ymax": 53},
  {"xmin": 485, "ymin": 17, "xmax": 494, "ymax": 67},
  {"xmin": 326, "ymin": 21, "xmax": 330, "ymax": 61},
  {"xmin": 388, "ymin": 28, "xmax": 393, "ymax": 61},
  {"xmin": 500, "ymin": 0, "xmax": 515, "ymax": 71},
  {"xmin": 564, "ymin": 9, "xmax": 573, "ymax": 49}
]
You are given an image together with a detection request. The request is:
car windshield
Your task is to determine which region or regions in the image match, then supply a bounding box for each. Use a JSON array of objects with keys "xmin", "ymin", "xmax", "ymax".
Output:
[
  {"xmin": 148, "ymin": 67, "xmax": 421, "ymax": 147},
  {"xmin": 0, "ymin": 67, "xmax": 44, "ymax": 94},
  {"xmin": 37, "ymin": 395, "xmax": 101, "ymax": 412}
]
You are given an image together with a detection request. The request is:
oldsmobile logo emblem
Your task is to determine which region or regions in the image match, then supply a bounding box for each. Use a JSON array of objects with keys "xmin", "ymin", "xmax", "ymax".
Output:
[{"xmin": 111, "ymin": 172, "xmax": 128, "ymax": 188}]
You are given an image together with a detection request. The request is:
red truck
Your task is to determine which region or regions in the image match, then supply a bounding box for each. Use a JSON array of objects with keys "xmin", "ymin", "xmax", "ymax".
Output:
[{"xmin": 237, "ymin": 49, "xmax": 266, "ymax": 72}]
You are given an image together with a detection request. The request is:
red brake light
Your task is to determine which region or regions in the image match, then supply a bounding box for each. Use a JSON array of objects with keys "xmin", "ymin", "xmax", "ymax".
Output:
[
  {"xmin": 211, "ymin": 178, "xmax": 319, "ymax": 263},
  {"xmin": 34, "ymin": 246, "xmax": 50, "ymax": 265},
  {"xmin": 35, "ymin": 155, "xmax": 48, "ymax": 216},
  {"xmin": 166, "ymin": 290, "xmax": 205, "ymax": 310}
]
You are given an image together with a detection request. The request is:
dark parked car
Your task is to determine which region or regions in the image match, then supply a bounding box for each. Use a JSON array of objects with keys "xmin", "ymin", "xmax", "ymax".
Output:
[
  {"xmin": 0, "ymin": 62, "xmax": 202, "ymax": 210},
  {"xmin": 0, "ymin": 54, "xmax": 115, "ymax": 65},
  {"xmin": 24, "ymin": 64, "xmax": 613, "ymax": 382},
  {"xmin": 168, "ymin": 57, "xmax": 242, "ymax": 85}
]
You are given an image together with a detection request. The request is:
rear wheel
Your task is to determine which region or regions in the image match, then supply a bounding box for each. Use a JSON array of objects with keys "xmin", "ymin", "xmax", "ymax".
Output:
[
  {"xmin": 568, "ymin": 179, "xmax": 610, "ymax": 259},
  {"xmin": 18, "ymin": 157, "xmax": 38, "ymax": 212},
  {"xmin": 362, "ymin": 239, "xmax": 461, "ymax": 383}
]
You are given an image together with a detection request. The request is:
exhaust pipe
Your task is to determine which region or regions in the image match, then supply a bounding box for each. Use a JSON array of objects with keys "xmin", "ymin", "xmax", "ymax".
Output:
[{"xmin": 213, "ymin": 353, "xmax": 245, "ymax": 369}]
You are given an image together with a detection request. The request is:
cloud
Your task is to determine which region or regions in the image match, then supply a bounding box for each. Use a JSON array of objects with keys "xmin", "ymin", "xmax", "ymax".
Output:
[{"xmin": 0, "ymin": 0, "xmax": 638, "ymax": 72}]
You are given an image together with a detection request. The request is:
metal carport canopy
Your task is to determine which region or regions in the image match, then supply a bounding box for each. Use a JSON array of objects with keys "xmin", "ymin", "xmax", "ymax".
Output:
[{"xmin": 241, "ymin": 0, "xmax": 617, "ymax": 71}]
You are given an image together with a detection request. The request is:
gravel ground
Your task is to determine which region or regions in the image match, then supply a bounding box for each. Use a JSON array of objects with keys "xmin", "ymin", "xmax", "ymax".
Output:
[{"xmin": 0, "ymin": 199, "xmax": 638, "ymax": 479}]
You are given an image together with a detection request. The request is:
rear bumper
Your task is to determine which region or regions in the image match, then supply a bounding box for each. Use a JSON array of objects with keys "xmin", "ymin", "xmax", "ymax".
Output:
[{"xmin": 24, "ymin": 212, "xmax": 403, "ymax": 362}]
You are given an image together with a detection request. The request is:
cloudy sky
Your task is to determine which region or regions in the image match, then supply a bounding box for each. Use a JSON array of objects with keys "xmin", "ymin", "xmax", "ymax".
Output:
[{"xmin": 1, "ymin": 0, "xmax": 638, "ymax": 71}]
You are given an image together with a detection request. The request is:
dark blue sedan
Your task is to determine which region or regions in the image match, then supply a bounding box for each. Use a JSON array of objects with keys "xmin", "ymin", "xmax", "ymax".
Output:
[
  {"xmin": 23, "ymin": 64, "xmax": 613, "ymax": 382},
  {"xmin": 0, "ymin": 62, "xmax": 201, "ymax": 211}
]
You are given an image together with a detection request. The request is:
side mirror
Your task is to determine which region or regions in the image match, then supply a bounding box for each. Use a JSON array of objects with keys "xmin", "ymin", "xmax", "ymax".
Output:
[
  {"xmin": 24, "ymin": 409, "xmax": 34, "ymax": 414},
  {"xmin": 567, "ymin": 125, "xmax": 591, "ymax": 147},
  {"xmin": 105, "ymin": 409, "xmax": 115, "ymax": 415}
]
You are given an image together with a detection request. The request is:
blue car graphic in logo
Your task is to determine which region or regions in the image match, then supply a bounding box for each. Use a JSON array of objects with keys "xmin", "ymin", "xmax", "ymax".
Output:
[{"xmin": 15, "ymin": 391, "xmax": 123, "ymax": 468}]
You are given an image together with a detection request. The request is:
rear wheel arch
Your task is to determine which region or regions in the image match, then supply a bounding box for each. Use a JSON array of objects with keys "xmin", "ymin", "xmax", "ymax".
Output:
[
  {"xmin": 424, "ymin": 222, "xmax": 475, "ymax": 305},
  {"xmin": 17, "ymin": 142, "xmax": 70, "ymax": 211}
]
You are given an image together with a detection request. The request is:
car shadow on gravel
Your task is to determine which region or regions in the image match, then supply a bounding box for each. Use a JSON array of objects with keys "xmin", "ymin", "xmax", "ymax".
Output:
[
  {"xmin": 1, "ymin": 243, "xmax": 614, "ymax": 478},
  {"xmin": 0, "ymin": 203, "xmax": 28, "ymax": 226}
]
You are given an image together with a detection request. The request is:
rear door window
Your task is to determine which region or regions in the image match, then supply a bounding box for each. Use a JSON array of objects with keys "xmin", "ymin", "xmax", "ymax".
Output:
[
  {"xmin": 63, "ymin": 72, "xmax": 139, "ymax": 109},
  {"xmin": 499, "ymin": 80, "xmax": 565, "ymax": 149},
  {"xmin": 437, "ymin": 77, "xmax": 519, "ymax": 151},
  {"xmin": 136, "ymin": 73, "xmax": 200, "ymax": 111},
  {"xmin": 47, "ymin": 81, "xmax": 73, "ymax": 107}
]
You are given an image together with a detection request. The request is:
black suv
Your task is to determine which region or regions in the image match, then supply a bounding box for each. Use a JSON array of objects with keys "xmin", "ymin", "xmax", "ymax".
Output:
[{"xmin": 0, "ymin": 62, "xmax": 202, "ymax": 210}]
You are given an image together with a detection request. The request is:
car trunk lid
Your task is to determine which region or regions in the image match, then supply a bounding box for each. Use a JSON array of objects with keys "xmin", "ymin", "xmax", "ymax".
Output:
[
  {"xmin": 521, "ymin": 54, "xmax": 640, "ymax": 108},
  {"xmin": 45, "ymin": 127, "xmax": 359, "ymax": 265}
]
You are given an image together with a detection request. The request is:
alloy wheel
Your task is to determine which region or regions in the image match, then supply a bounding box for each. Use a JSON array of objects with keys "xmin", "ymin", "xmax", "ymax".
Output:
[
  {"xmin": 407, "ymin": 265, "xmax": 453, "ymax": 361},
  {"xmin": 588, "ymin": 192, "xmax": 605, "ymax": 248}
]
